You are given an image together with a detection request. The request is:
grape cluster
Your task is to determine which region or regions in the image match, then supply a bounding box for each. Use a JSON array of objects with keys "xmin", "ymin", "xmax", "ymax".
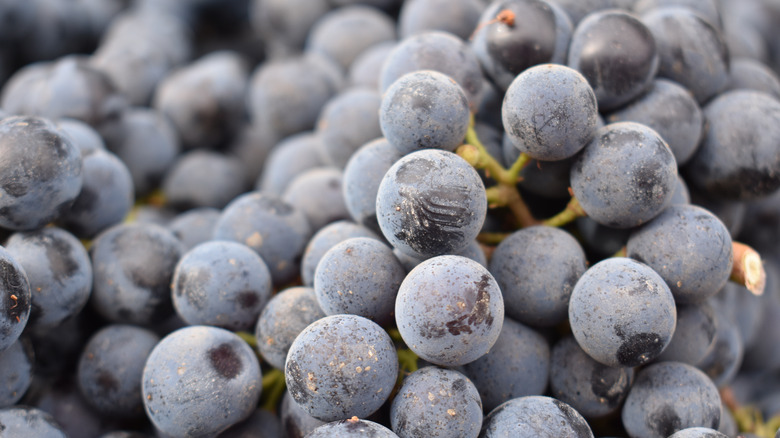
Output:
[{"xmin": 0, "ymin": 0, "xmax": 780, "ymax": 437}]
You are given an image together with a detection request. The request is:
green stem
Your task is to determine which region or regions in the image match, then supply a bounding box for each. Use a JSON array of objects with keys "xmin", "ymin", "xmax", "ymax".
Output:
[
  {"xmin": 260, "ymin": 368, "xmax": 287, "ymax": 412},
  {"xmin": 541, "ymin": 197, "xmax": 587, "ymax": 228},
  {"xmin": 477, "ymin": 232, "xmax": 511, "ymax": 245},
  {"xmin": 236, "ymin": 331, "xmax": 258, "ymax": 348}
]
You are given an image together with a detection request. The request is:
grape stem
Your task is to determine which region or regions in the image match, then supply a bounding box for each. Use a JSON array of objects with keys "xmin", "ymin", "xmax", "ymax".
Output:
[
  {"xmin": 458, "ymin": 114, "xmax": 538, "ymax": 228},
  {"xmin": 261, "ymin": 368, "xmax": 287, "ymax": 412},
  {"xmin": 540, "ymin": 194, "xmax": 587, "ymax": 227},
  {"xmin": 730, "ymin": 241, "xmax": 766, "ymax": 295}
]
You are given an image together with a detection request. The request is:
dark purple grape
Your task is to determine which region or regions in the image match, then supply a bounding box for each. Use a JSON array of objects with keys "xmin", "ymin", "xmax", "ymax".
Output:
[
  {"xmin": 379, "ymin": 30, "xmax": 484, "ymax": 111},
  {"xmin": 171, "ymin": 240, "xmax": 272, "ymax": 331},
  {"xmin": 606, "ymin": 78, "xmax": 703, "ymax": 165},
  {"xmin": 76, "ymin": 324, "xmax": 159, "ymax": 419},
  {"xmin": 306, "ymin": 418, "xmax": 399, "ymax": 437},
  {"xmin": 395, "ymin": 255, "xmax": 504, "ymax": 367},
  {"xmin": 342, "ymin": 138, "xmax": 404, "ymax": 234},
  {"xmin": 685, "ymin": 90, "xmax": 780, "ymax": 200},
  {"xmin": 502, "ymin": 64, "xmax": 599, "ymax": 161},
  {"xmin": 314, "ymin": 237, "xmax": 405, "ymax": 326},
  {"xmin": 0, "ymin": 406, "xmax": 67, "ymax": 437},
  {"xmin": 3, "ymin": 226, "xmax": 92, "ymax": 332},
  {"xmin": 284, "ymin": 314, "xmax": 397, "ymax": 422},
  {"xmin": 489, "ymin": 226, "xmax": 588, "ymax": 327},
  {"xmin": 390, "ymin": 367, "xmax": 482, "ymax": 437},
  {"xmin": 471, "ymin": 0, "xmax": 573, "ymax": 91},
  {"xmin": 162, "ymin": 150, "xmax": 249, "ymax": 211},
  {"xmin": 282, "ymin": 167, "xmax": 350, "ymax": 232},
  {"xmin": 570, "ymin": 122, "xmax": 677, "ymax": 228},
  {"xmin": 152, "ymin": 50, "xmax": 249, "ymax": 150},
  {"xmin": 0, "ymin": 116, "xmax": 82, "ymax": 231},
  {"xmin": 480, "ymin": 396, "xmax": 594, "ymax": 438},
  {"xmin": 301, "ymin": 220, "xmax": 381, "ymax": 287},
  {"xmin": 375, "ymin": 149, "xmax": 487, "ymax": 259},
  {"xmin": 568, "ymin": 9, "xmax": 659, "ymax": 111},
  {"xmin": 142, "ymin": 325, "xmax": 262, "ymax": 437},
  {"xmin": 0, "ymin": 338, "xmax": 33, "ymax": 408},
  {"xmin": 305, "ymin": 5, "xmax": 396, "ymax": 70},
  {"xmin": 549, "ymin": 336, "xmax": 634, "ymax": 419},
  {"xmin": 316, "ymin": 88, "xmax": 383, "ymax": 168},
  {"xmin": 655, "ymin": 301, "xmax": 717, "ymax": 365},
  {"xmin": 0, "ymin": 246, "xmax": 31, "ymax": 352},
  {"xmin": 379, "ymin": 70, "xmax": 470, "ymax": 155},
  {"xmin": 212, "ymin": 191, "xmax": 312, "ymax": 286},
  {"xmin": 621, "ymin": 361, "xmax": 721, "ymax": 438},
  {"xmin": 569, "ymin": 257, "xmax": 676, "ymax": 368},
  {"xmin": 461, "ymin": 318, "xmax": 550, "ymax": 412},
  {"xmin": 254, "ymin": 286, "xmax": 326, "ymax": 370},
  {"xmin": 398, "ymin": 0, "xmax": 483, "ymax": 40},
  {"xmin": 89, "ymin": 222, "xmax": 184, "ymax": 326},
  {"xmin": 640, "ymin": 7, "xmax": 729, "ymax": 104},
  {"xmin": 627, "ymin": 204, "xmax": 733, "ymax": 304}
]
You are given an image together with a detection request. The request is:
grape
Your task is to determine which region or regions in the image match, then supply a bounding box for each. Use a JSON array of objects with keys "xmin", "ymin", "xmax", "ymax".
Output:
[
  {"xmin": 1, "ymin": 56, "xmax": 124, "ymax": 127},
  {"xmin": 342, "ymin": 138, "xmax": 405, "ymax": 234},
  {"xmin": 621, "ymin": 361, "xmax": 721, "ymax": 438},
  {"xmin": 57, "ymin": 148, "xmax": 134, "ymax": 239},
  {"xmin": 89, "ymin": 222, "xmax": 184, "ymax": 326},
  {"xmin": 502, "ymin": 64, "xmax": 599, "ymax": 161},
  {"xmin": 606, "ymin": 78, "xmax": 703, "ymax": 165},
  {"xmin": 212, "ymin": 191, "xmax": 312, "ymax": 286},
  {"xmin": 0, "ymin": 339, "xmax": 33, "ymax": 408},
  {"xmin": 316, "ymin": 88, "xmax": 383, "ymax": 168},
  {"xmin": 0, "ymin": 406, "xmax": 66, "ymax": 437},
  {"xmin": 348, "ymin": 41, "xmax": 396, "ymax": 90},
  {"xmin": 161, "ymin": 150, "xmax": 249, "ymax": 211},
  {"xmin": 152, "ymin": 50, "xmax": 248, "ymax": 150},
  {"xmin": 379, "ymin": 30, "xmax": 484, "ymax": 111},
  {"xmin": 0, "ymin": 115, "xmax": 82, "ymax": 231},
  {"xmin": 306, "ymin": 418, "xmax": 400, "ymax": 437},
  {"xmin": 461, "ymin": 318, "xmax": 550, "ymax": 412},
  {"xmin": 632, "ymin": 0, "xmax": 723, "ymax": 30},
  {"xmin": 393, "ymin": 238, "xmax": 487, "ymax": 272},
  {"xmin": 250, "ymin": 0, "xmax": 332, "ymax": 58},
  {"xmin": 390, "ymin": 367, "xmax": 483, "ymax": 438},
  {"xmin": 142, "ymin": 325, "xmax": 262, "ymax": 437},
  {"xmin": 569, "ymin": 257, "xmax": 677, "ymax": 368},
  {"xmin": 247, "ymin": 53, "xmax": 344, "ymax": 139},
  {"xmin": 301, "ymin": 220, "xmax": 381, "ymax": 287},
  {"xmin": 725, "ymin": 56, "xmax": 780, "ymax": 99},
  {"xmin": 314, "ymin": 237, "xmax": 405, "ymax": 325},
  {"xmin": 281, "ymin": 390, "xmax": 326, "ymax": 438},
  {"xmin": 255, "ymin": 287, "xmax": 326, "ymax": 370},
  {"xmin": 167, "ymin": 207, "xmax": 221, "ymax": 252},
  {"xmin": 640, "ymin": 7, "xmax": 729, "ymax": 103},
  {"xmin": 395, "ymin": 255, "xmax": 504, "ymax": 366},
  {"xmin": 379, "ymin": 70, "xmax": 470, "ymax": 155},
  {"xmin": 76, "ymin": 324, "xmax": 159, "ymax": 419},
  {"xmin": 666, "ymin": 428, "xmax": 729, "ymax": 438},
  {"xmin": 305, "ymin": 5, "xmax": 396, "ymax": 70},
  {"xmin": 568, "ymin": 9, "xmax": 659, "ymax": 111},
  {"xmin": 256, "ymin": 132, "xmax": 325, "ymax": 196},
  {"xmin": 471, "ymin": 0, "xmax": 573, "ymax": 91},
  {"xmin": 0, "ymin": 246, "xmax": 32, "ymax": 351},
  {"xmin": 171, "ymin": 240, "xmax": 272, "ymax": 331},
  {"xmin": 219, "ymin": 408, "xmax": 283, "ymax": 438},
  {"xmin": 627, "ymin": 204, "xmax": 733, "ymax": 304},
  {"xmin": 285, "ymin": 314, "xmax": 398, "ymax": 421},
  {"xmin": 549, "ymin": 336, "xmax": 634, "ymax": 419},
  {"xmin": 655, "ymin": 302, "xmax": 717, "ymax": 365},
  {"xmin": 3, "ymin": 226, "xmax": 92, "ymax": 332},
  {"xmin": 696, "ymin": 305, "xmax": 744, "ymax": 388},
  {"xmin": 56, "ymin": 118, "xmax": 106, "ymax": 155},
  {"xmin": 283, "ymin": 167, "xmax": 351, "ymax": 232},
  {"xmin": 375, "ymin": 149, "xmax": 487, "ymax": 259},
  {"xmin": 479, "ymin": 396, "xmax": 594, "ymax": 438},
  {"xmin": 489, "ymin": 225, "xmax": 588, "ymax": 327},
  {"xmin": 685, "ymin": 90, "xmax": 780, "ymax": 200},
  {"xmin": 100, "ymin": 107, "xmax": 180, "ymax": 197},
  {"xmin": 570, "ymin": 122, "xmax": 678, "ymax": 228},
  {"xmin": 397, "ymin": 0, "xmax": 483, "ymax": 40}
]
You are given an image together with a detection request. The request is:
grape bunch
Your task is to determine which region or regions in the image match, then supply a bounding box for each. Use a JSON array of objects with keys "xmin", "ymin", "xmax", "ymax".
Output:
[{"xmin": 0, "ymin": 0, "xmax": 780, "ymax": 437}]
